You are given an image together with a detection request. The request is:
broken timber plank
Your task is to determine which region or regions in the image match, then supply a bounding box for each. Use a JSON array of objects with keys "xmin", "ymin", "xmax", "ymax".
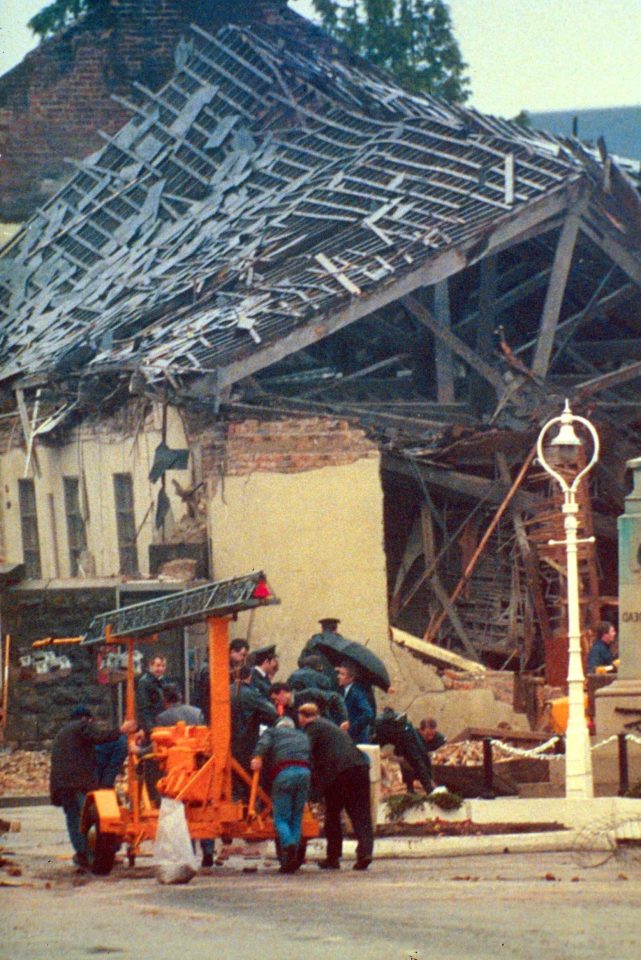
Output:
[
  {"xmin": 531, "ymin": 208, "xmax": 582, "ymax": 379},
  {"xmin": 433, "ymin": 281, "xmax": 455, "ymax": 403},
  {"xmin": 402, "ymin": 293, "xmax": 505, "ymax": 391},
  {"xmin": 421, "ymin": 504, "xmax": 480, "ymax": 661},
  {"xmin": 390, "ymin": 627, "xmax": 485, "ymax": 674},
  {"xmin": 423, "ymin": 445, "xmax": 537, "ymax": 646}
]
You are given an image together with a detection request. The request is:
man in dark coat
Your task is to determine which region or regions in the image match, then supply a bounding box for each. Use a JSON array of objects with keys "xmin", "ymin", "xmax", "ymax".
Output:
[
  {"xmin": 249, "ymin": 643, "xmax": 279, "ymax": 698},
  {"xmin": 373, "ymin": 708, "xmax": 435, "ymax": 794},
  {"xmin": 587, "ymin": 621, "xmax": 617, "ymax": 673},
  {"xmin": 50, "ymin": 705, "xmax": 137, "ymax": 867},
  {"xmin": 288, "ymin": 655, "xmax": 333, "ymax": 694},
  {"xmin": 194, "ymin": 638, "xmax": 250, "ymax": 722},
  {"xmin": 231, "ymin": 666, "xmax": 278, "ymax": 798},
  {"xmin": 337, "ymin": 661, "xmax": 374, "ymax": 744},
  {"xmin": 271, "ymin": 681, "xmax": 348, "ymax": 728},
  {"xmin": 297, "ymin": 702, "xmax": 373, "ymax": 871},
  {"xmin": 135, "ymin": 653, "xmax": 167, "ymax": 734},
  {"xmin": 297, "ymin": 619, "xmax": 342, "ymax": 690}
]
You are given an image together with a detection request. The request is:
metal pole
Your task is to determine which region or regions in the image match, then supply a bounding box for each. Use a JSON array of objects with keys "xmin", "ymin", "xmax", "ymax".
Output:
[
  {"xmin": 618, "ymin": 733, "xmax": 629, "ymax": 796},
  {"xmin": 482, "ymin": 738, "xmax": 494, "ymax": 796},
  {"xmin": 562, "ymin": 490, "xmax": 594, "ymax": 798},
  {"xmin": 536, "ymin": 400, "xmax": 597, "ymax": 800}
]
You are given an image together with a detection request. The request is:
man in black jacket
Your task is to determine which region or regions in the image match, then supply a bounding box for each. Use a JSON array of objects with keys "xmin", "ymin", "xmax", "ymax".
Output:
[
  {"xmin": 135, "ymin": 654, "xmax": 167, "ymax": 734},
  {"xmin": 50, "ymin": 705, "xmax": 137, "ymax": 867},
  {"xmin": 249, "ymin": 643, "xmax": 279, "ymax": 698},
  {"xmin": 297, "ymin": 702, "xmax": 373, "ymax": 871},
  {"xmin": 231, "ymin": 666, "xmax": 278, "ymax": 798}
]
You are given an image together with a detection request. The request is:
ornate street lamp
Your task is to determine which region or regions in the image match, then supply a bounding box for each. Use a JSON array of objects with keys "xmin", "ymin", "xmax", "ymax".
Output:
[{"xmin": 536, "ymin": 400, "xmax": 599, "ymax": 799}]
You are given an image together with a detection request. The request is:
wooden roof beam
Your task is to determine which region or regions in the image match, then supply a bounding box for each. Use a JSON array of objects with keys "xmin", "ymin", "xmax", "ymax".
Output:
[
  {"xmin": 580, "ymin": 220, "xmax": 641, "ymax": 287},
  {"xmin": 530, "ymin": 198, "xmax": 586, "ymax": 379},
  {"xmin": 402, "ymin": 292, "xmax": 504, "ymax": 393}
]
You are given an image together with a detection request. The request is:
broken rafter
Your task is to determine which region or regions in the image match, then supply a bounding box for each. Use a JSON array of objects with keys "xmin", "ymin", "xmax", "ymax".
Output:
[
  {"xmin": 423, "ymin": 445, "xmax": 537, "ymax": 645},
  {"xmin": 530, "ymin": 199, "xmax": 585, "ymax": 379},
  {"xmin": 575, "ymin": 358, "xmax": 641, "ymax": 397},
  {"xmin": 402, "ymin": 292, "xmax": 504, "ymax": 392}
]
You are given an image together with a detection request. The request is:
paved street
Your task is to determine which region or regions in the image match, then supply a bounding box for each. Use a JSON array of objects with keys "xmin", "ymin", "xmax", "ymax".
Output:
[{"xmin": 2, "ymin": 804, "xmax": 641, "ymax": 960}]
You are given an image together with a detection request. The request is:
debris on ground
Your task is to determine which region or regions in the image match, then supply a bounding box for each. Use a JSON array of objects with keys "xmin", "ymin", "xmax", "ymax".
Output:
[{"xmin": 0, "ymin": 750, "xmax": 50, "ymax": 796}]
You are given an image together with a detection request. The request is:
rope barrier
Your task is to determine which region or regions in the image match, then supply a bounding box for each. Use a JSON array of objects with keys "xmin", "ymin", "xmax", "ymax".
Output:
[
  {"xmin": 484, "ymin": 732, "xmax": 640, "ymax": 759},
  {"xmin": 488, "ymin": 736, "xmax": 562, "ymax": 759}
]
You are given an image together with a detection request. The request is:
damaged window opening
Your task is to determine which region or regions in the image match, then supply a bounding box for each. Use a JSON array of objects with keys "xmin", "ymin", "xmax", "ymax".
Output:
[
  {"xmin": 18, "ymin": 478, "xmax": 42, "ymax": 579},
  {"xmin": 63, "ymin": 476, "xmax": 87, "ymax": 576},
  {"xmin": 113, "ymin": 472, "xmax": 139, "ymax": 576}
]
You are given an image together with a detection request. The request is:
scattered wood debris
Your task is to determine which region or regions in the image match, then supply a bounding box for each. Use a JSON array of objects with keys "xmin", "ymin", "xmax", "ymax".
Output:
[{"xmin": 0, "ymin": 750, "xmax": 50, "ymax": 796}]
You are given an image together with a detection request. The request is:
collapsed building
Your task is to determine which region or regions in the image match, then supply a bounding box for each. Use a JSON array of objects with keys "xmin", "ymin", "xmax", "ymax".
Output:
[{"xmin": 1, "ymin": 2, "xmax": 640, "ymax": 742}]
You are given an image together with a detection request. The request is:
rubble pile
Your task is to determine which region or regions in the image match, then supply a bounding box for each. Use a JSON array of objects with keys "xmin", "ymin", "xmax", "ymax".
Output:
[
  {"xmin": 432, "ymin": 741, "xmax": 517, "ymax": 766},
  {"xmin": 0, "ymin": 750, "xmax": 50, "ymax": 796}
]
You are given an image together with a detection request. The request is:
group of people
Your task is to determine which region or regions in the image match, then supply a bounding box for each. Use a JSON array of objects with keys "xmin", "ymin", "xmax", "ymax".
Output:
[
  {"xmin": 50, "ymin": 616, "xmax": 447, "ymax": 876},
  {"xmin": 191, "ymin": 619, "xmax": 376, "ymax": 873}
]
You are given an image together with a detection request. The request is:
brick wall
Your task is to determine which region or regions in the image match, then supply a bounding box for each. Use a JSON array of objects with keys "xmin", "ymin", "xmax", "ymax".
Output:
[
  {"xmin": 199, "ymin": 416, "xmax": 378, "ymax": 491},
  {"xmin": 0, "ymin": 0, "xmax": 289, "ymax": 220}
]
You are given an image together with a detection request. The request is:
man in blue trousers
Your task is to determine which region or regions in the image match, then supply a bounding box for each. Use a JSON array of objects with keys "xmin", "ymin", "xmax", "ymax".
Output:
[{"xmin": 251, "ymin": 716, "xmax": 311, "ymax": 873}]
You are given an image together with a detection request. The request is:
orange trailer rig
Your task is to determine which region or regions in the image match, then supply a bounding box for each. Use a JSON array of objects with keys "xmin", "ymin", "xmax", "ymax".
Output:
[{"xmin": 77, "ymin": 572, "xmax": 319, "ymax": 873}]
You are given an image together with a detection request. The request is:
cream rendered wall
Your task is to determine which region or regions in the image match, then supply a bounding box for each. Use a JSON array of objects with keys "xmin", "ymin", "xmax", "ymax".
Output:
[
  {"xmin": 208, "ymin": 456, "xmax": 390, "ymax": 679},
  {"xmin": 0, "ymin": 404, "xmax": 190, "ymax": 578}
]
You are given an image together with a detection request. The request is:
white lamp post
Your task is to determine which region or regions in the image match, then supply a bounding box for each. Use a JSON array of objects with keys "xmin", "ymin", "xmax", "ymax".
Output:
[{"xmin": 536, "ymin": 399, "xmax": 599, "ymax": 799}]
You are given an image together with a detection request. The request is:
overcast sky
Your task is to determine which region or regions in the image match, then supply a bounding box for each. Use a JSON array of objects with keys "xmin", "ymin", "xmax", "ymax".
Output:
[{"xmin": 1, "ymin": 0, "xmax": 639, "ymax": 118}]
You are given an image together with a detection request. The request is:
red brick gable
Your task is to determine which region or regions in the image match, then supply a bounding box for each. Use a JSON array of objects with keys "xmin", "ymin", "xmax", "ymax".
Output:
[{"xmin": 0, "ymin": 0, "xmax": 289, "ymax": 221}]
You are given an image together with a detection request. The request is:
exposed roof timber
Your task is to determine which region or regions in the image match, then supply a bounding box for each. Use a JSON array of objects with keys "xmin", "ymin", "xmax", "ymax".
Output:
[
  {"xmin": 575, "ymin": 358, "xmax": 641, "ymax": 397},
  {"xmin": 573, "ymin": 338, "xmax": 641, "ymax": 360},
  {"xmin": 530, "ymin": 195, "xmax": 587, "ymax": 379},
  {"xmin": 513, "ymin": 280, "xmax": 634, "ymax": 358},
  {"xmin": 214, "ymin": 186, "xmax": 573, "ymax": 391},
  {"xmin": 296, "ymin": 353, "xmax": 408, "ymax": 398},
  {"xmin": 580, "ymin": 221, "xmax": 641, "ymax": 287},
  {"xmin": 457, "ymin": 266, "xmax": 551, "ymax": 336},
  {"xmin": 383, "ymin": 454, "xmax": 538, "ymax": 511},
  {"xmin": 402, "ymin": 292, "xmax": 504, "ymax": 392},
  {"xmin": 549, "ymin": 265, "xmax": 617, "ymax": 365},
  {"xmin": 433, "ymin": 281, "xmax": 455, "ymax": 403}
]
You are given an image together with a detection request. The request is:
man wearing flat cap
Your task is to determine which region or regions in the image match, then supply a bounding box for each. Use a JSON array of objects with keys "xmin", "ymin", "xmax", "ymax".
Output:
[
  {"xmin": 250, "ymin": 643, "xmax": 279, "ymax": 698},
  {"xmin": 50, "ymin": 705, "xmax": 137, "ymax": 868}
]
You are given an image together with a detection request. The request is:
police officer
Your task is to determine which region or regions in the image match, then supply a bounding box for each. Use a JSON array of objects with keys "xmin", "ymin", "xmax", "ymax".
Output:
[{"xmin": 250, "ymin": 643, "xmax": 279, "ymax": 698}]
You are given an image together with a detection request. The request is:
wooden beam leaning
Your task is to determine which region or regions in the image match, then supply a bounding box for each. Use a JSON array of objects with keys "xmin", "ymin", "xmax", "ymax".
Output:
[
  {"xmin": 575, "ymin": 358, "xmax": 641, "ymax": 397},
  {"xmin": 423, "ymin": 446, "xmax": 537, "ymax": 646},
  {"xmin": 384, "ymin": 455, "xmax": 540, "ymax": 511},
  {"xmin": 420, "ymin": 504, "xmax": 479, "ymax": 661},
  {"xmin": 579, "ymin": 220, "xmax": 641, "ymax": 287},
  {"xmin": 530, "ymin": 208, "xmax": 582, "ymax": 379},
  {"xmin": 402, "ymin": 293, "xmax": 505, "ymax": 392},
  {"xmin": 433, "ymin": 282, "xmax": 456, "ymax": 403}
]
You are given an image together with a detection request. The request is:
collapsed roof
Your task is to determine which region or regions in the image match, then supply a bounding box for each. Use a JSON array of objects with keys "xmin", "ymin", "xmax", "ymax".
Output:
[
  {"xmin": 1, "ymin": 8, "xmax": 639, "ymax": 437},
  {"xmin": 1, "ymin": 7, "xmax": 641, "ymax": 665}
]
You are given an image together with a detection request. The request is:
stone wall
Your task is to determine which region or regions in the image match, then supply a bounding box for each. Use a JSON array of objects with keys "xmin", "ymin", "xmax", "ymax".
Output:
[{"xmin": 2, "ymin": 586, "xmax": 118, "ymax": 746}]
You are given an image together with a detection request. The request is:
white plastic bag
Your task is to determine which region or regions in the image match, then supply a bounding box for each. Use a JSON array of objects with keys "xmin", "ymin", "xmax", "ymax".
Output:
[{"xmin": 153, "ymin": 797, "xmax": 199, "ymax": 884}]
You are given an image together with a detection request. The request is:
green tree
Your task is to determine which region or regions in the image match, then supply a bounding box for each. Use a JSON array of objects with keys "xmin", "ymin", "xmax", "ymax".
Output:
[
  {"xmin": 311, "ymin": 0, "xmax": 470, "ymax": 102},
  {"xmin": 28, "ymin": 0, "xmax": 110, "ymax": 39}
]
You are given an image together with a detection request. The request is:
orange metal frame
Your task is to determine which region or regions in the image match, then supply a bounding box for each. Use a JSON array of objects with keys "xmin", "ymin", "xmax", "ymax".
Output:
[{"xmin": 87, "ymin": 614, "xmax": 318, "ymax": 862}]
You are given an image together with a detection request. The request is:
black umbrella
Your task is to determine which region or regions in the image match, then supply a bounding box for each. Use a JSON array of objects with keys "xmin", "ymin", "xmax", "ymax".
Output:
[{"xmin": 315, "ymin": 635, "xmax": 391, "ymax": 692}]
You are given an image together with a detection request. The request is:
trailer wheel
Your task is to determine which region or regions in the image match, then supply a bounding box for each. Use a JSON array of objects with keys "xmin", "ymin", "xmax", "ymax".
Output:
[{"xmin": 85, "ymin": 801, "xmax": 117, "ymax": 875}]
